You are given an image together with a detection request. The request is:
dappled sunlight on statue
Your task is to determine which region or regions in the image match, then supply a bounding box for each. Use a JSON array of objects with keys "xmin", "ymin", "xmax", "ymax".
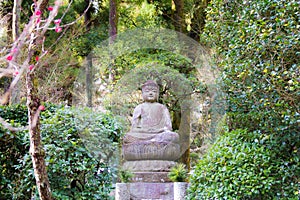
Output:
[{"xmin": 122, "ymin": 80, "xmax": 181, "ymax": 172}]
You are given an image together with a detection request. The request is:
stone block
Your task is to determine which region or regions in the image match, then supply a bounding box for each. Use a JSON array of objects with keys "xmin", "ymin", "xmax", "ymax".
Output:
[
  {"xmin": 174, "ymin": 182, "xmax": 188, "ymax": 200},
  {"xmin": 131, "ymin": 172, "xmax": 170, "ymax": 182},
  {"xmin": 123, "ymin": 160, "xmax": 177, "ymax": 172},
  {"xmin": 116, "ymin": 182, "xmax": 173, "ymax": 200},
  {"xmin": 115, "ymin": 182, "xmax": 188, "ymax": 200}
]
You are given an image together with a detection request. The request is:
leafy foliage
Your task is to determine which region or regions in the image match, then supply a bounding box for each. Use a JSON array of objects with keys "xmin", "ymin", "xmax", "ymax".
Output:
[
  {"xmin": 41, "ymin": 107, "xmax": 122, "ymax": 199},
  {"xmin": 113, "ymin": 49, "xmax": 198, "ymax": 81},
  {"xmin": 0, "ymin": 105, "xmax": 30, "ymax": 199},
  {"xmin": 168, "ymin": 163, "xmax": 188, "ymax": 182},
  {"xmin": 0, "ymin": 105, "xmax": 123, "ymax": 199},
  {"xmin": 118, "ymin": 169, "xmax": 133, "ymax": 183},
  {"xmin": 203, "ymin": 0, "xmax": 300, "ymax": 136},
  {"xmin": 196, "ymin": 1, "xmax": 300, "ymax": 198},
  {"xmin": 188, "ymin": 129, "xmax": 299, "ymax": 199}
]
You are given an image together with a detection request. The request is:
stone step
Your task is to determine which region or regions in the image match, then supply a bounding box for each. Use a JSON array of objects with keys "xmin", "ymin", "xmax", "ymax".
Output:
[
  {"xmin": 115, "ymin": 182, "xmax": 188, "ymax": 200},
  {"xmin": 131, "ymin": 172, "xmax": 170, "ymax": 183}
]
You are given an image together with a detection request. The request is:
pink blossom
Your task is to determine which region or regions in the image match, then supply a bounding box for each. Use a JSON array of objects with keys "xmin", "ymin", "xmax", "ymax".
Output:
[
  {"xmin": 55, "ymin": 0, "xmax": 61, "ymax": 5},
  {"xmin": 29, "ymin": 65, "xmax": 34, "ymax": 70},
  {"xmin": 36, "ymin": 17, "xmax": 41, "ymax": 24},
  {"xmin": 35, "ymin": 10, "xmax": 42, "ymax": 16},
  {"xmin": 48, "ymin": 6, "xmax": 53, "ymax": 11},
  {"xmin": 14, "ymin": 71, "xmax": 19, "ymax": 76},
  {"xmin": 54, "ymin": 19, "xmax": 61, "ymax": 25},
  {"xmin": 35, "ymin": 56, "xmax": 39, "ymax": 61},
  {"xmin": 11, "ymin": 48, "xmax": 18, "ymax": 53},
  {"xmin": 38, "ymin": 105, "xmax": 45, "ymax": 111},
  {"xmin": 6, "ymin": 55, "xmax": 13, "ymax": 61},
  {"xmin": 55, "ymin": 26, "xmax": 62, "ymax": 33}
]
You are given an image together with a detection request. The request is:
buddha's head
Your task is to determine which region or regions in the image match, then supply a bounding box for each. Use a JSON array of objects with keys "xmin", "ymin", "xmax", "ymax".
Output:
[{"xmin": 141, "ymin": 80, "xmax": 159, "ymax": 102}]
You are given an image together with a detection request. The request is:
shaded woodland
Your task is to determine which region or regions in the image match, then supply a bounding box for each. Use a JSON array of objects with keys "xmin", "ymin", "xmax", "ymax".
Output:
[{"xmin": 0, "ymin": 0, "xmax": 299, "ymax": 199}]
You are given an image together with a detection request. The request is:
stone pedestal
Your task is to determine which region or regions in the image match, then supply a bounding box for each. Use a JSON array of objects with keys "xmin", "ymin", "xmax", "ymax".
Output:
[
  {"xmin": 123, "ymin": 160, "xmax": 177, "ymax": 172},
  {"xmin": 115, "ymin": 182, "xmax": 188, "ymax": 200},
  {"xmin": 174, "ymin": 182, "xmax": 188, "ymax": 200},
  {"xmin": 115, "ymin": 183, "xmax": 173, "ymax": 200},
  {"xmin": 131, "ymin": 172, "xmax": 170, "ymax": 182},
  {"xmin": 115, "ymin": 183, "xmax": 130, "ymax": 200}
]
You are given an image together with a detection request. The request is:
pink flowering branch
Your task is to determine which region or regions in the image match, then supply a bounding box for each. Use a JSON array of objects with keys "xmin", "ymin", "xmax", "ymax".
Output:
[
  {"xmin": 0, "ymin": 1, "xmax": 94, "ymax": 199},
  {"xmin": 0, "ymin": 0, "xmax": 92, "ymax": 105},
  {"xmin": 0, "ymin": 0, "xmax": 63, "ymax": 105}
]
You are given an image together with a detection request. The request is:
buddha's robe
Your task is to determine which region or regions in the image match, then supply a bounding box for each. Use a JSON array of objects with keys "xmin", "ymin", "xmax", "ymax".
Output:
[{"xmin": 124, "ymin": 102, "xmax": 179, "ymax": 144}]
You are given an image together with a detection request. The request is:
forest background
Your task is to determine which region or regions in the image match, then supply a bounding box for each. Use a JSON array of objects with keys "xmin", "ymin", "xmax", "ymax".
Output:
[{"xmin": 0, "ymin": 0, "xmax": 299, "ymax": 199}]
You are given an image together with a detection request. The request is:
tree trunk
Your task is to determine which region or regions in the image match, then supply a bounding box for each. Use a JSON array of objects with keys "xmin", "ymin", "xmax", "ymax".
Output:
[
  {"xmin": 172, "ymin": 0, "xmax": 190, "ymax": 169},
  {"xmin": 12, "ymin": 0, "xmax": 21, "ymax": 41},
  {"xmin": 108, "ymin": 0, "xmax": 118, "ymax": 82},
  {"xmin": 109, "ymin": 0, "xmax": 118, "ymax": 43},
  {"xmin": 189, "ymin": 0, "xmax": 211, "ymax": 41},
  {"xmin": 26, "ymin": 71, "xmax": 53, "ymax": 200},
  {"xmin": 9, "ymin": 0, "xmax": 22, "ymax": 104},
  {"xmin": 85, "ymin": 54, "xmax": 93, "ymax": 107},
  {"xmin": 173, "ymin": 0, "xmax": 185, "ymax": 33},
  {"xmin": 27, "ymin": 0, "xmax": 52, "ymax": 195},
  {"xmin": 84, "ymin": 0, "xmax": 93, "ymax": 107},
  {"xmin": 179, "ymin": 98, "xmax": 191, "ymax": 170}
]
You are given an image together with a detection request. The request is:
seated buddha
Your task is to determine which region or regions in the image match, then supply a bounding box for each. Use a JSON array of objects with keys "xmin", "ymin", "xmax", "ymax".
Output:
[{"xmin": 122, "ymin": 80, "xmax": 181, "ymax": 172}]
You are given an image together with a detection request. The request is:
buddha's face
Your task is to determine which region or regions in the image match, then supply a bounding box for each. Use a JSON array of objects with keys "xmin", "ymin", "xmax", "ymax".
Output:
[{"xmin": 142, "ymin": 86, "xmax": 158, "ymax": 102}]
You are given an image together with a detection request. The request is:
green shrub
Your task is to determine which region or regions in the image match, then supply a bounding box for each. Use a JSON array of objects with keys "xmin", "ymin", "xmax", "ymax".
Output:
[
  {"xmin": 203, "ymin": 0, "xmax": 300, "ymax": 150},
  {"xmin": 0, "ymin": 105, "xmax": 30, "ymax": 199},
  {"xmin": 197, "ymin": 1, "xmax": 300, "ymax": 198},
  {"xmin": 0, "ymin": 104, "xmax": 28, "ymax": 126},
  {"xmin": 0, "ymin": 105, "xmax": 123, "ymax": 199},
  {"xmin": 41, "ymin": 107, "xmax": 122, "ymax": 199},
  {"xmin": 118, "ymin": 169, "xmax": 133, "ymax": 183},
  {"xmin": 168, "ymin": 163, "xmax": 188, "ymax": 182},
  {"xmin": 188, "ymin": 129, "xmax": 299, "ymax": 199}
]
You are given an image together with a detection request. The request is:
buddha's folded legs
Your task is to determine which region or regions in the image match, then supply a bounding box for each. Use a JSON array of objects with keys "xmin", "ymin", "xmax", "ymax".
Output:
[{"xmin": 150, "ymin": 131, "xmax": 179, "ymax": 143}]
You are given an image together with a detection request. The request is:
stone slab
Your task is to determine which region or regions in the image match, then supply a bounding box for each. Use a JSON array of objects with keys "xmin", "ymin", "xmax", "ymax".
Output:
[
  {"xmin": 174, "ymin": 182, "xmax": 188, "ymax": 200},
  {"xmin": 123, "ymin": 160, "xmax": 177, "ymax": 172},
  {"xmin": 116, "ymin": 182, "xmax": 174, "ymax": 200},
  {"xmin": 131, "ymin": 172, "xmax": 171, "ymax": 183}
]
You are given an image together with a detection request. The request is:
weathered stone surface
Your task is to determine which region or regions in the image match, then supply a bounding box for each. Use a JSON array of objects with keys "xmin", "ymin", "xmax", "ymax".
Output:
[
  {"xmin": 115, "ymin": 182, "xmax": 189, "ymax": 200},
  {"xmin": 130, "ymin": 172, "xmax": 171, "ymax": 183},
  {"xmin": 115, "ymin": 183, "xmax": 174, "ymax": 200},
  {"xmin": 123, "ymin": 160, "xmax": 177, "ymax": 172},
  {"xmin": 123, "ymin": 141, "xmax": 180, "ymax": 161},
  {"xmin": 122, "ymin": 80, "xmax": 181, "ymax": 173},
  {"xmin": 115, "ymin": 183, "xmax": 130, "ymax": 200},
  {"xmin": 174, "ymin": 182, "xmax": 188, "ymax": 200}
]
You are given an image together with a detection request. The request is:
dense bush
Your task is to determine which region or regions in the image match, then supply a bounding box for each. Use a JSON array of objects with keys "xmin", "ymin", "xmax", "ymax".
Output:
[
  {"xmin": 0, "ymin": 105, "xmax": 29, "ymax": 199},
  {"xmin": 0, "ymin": 105, "xmax": 122, "ymax": 199},
  {"xmin": 194, "ymin": 1, "xmax": 300, "ymax": 198},
  {"xmin": 188, "ymin": 129, "xmax": 299, "ymax": 199},
  {"xmin": 204, "ymin": 0, "xmax": 299, "ymax": 137}
]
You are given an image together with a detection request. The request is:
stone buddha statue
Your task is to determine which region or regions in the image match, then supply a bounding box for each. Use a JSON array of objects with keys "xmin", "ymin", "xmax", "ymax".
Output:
[{"xmin": 122, "ymin": 80, "xmax": 181, "ymax": 173}]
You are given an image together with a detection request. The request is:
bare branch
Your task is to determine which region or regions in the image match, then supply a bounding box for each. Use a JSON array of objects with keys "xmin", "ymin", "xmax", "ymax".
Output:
[
  {"xmin": 59, "ymin": 0, "xmax": 92, "ymax": 28},
  {"xmin": 0, "ymin": 68, "xmax": 15, "ymax": 78},
  {"xmin": 0, "ymin": 116, "xmax": 28, "ymax": 132}
]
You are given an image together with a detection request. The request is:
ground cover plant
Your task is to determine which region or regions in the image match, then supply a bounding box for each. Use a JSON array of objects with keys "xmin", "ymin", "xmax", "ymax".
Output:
[{"xmin": 0, "ymin": 104, "xmax": 122, "ymax": 199}]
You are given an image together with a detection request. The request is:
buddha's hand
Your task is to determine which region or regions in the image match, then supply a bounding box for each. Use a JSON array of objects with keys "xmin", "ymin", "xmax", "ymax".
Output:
[{"xmin": 148, "ymin": 128, "xmax": 165, "ymax": 133}]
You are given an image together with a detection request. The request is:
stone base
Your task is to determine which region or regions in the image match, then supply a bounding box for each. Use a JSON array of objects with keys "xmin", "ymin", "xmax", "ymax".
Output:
[
  {"xmin": 123, "ymin": 160, "xmax": 177, "ymax": 172},
  {"xmin": 116, "ymin": 182, "xmax": 173, "ymax": 200},
  {"xmin": 131, "ymin": 172, "xmax": 171, "ymax": 182},
  {"xmin": 123, "ymin": 141, "xmax": 180, "ymax": 161},
  {"xmin": 174, "ymin": 182, "xmax": 189, "ymax": 200},
  {"xmin": 115, "ymin": 182, "xmax": 188, "ymax": 200}
]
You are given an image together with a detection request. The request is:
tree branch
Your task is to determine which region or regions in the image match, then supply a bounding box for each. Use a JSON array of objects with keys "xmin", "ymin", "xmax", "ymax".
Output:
[{"xmin": 0, "ymin": 116, "xmax": 28, "ymax": 132}]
